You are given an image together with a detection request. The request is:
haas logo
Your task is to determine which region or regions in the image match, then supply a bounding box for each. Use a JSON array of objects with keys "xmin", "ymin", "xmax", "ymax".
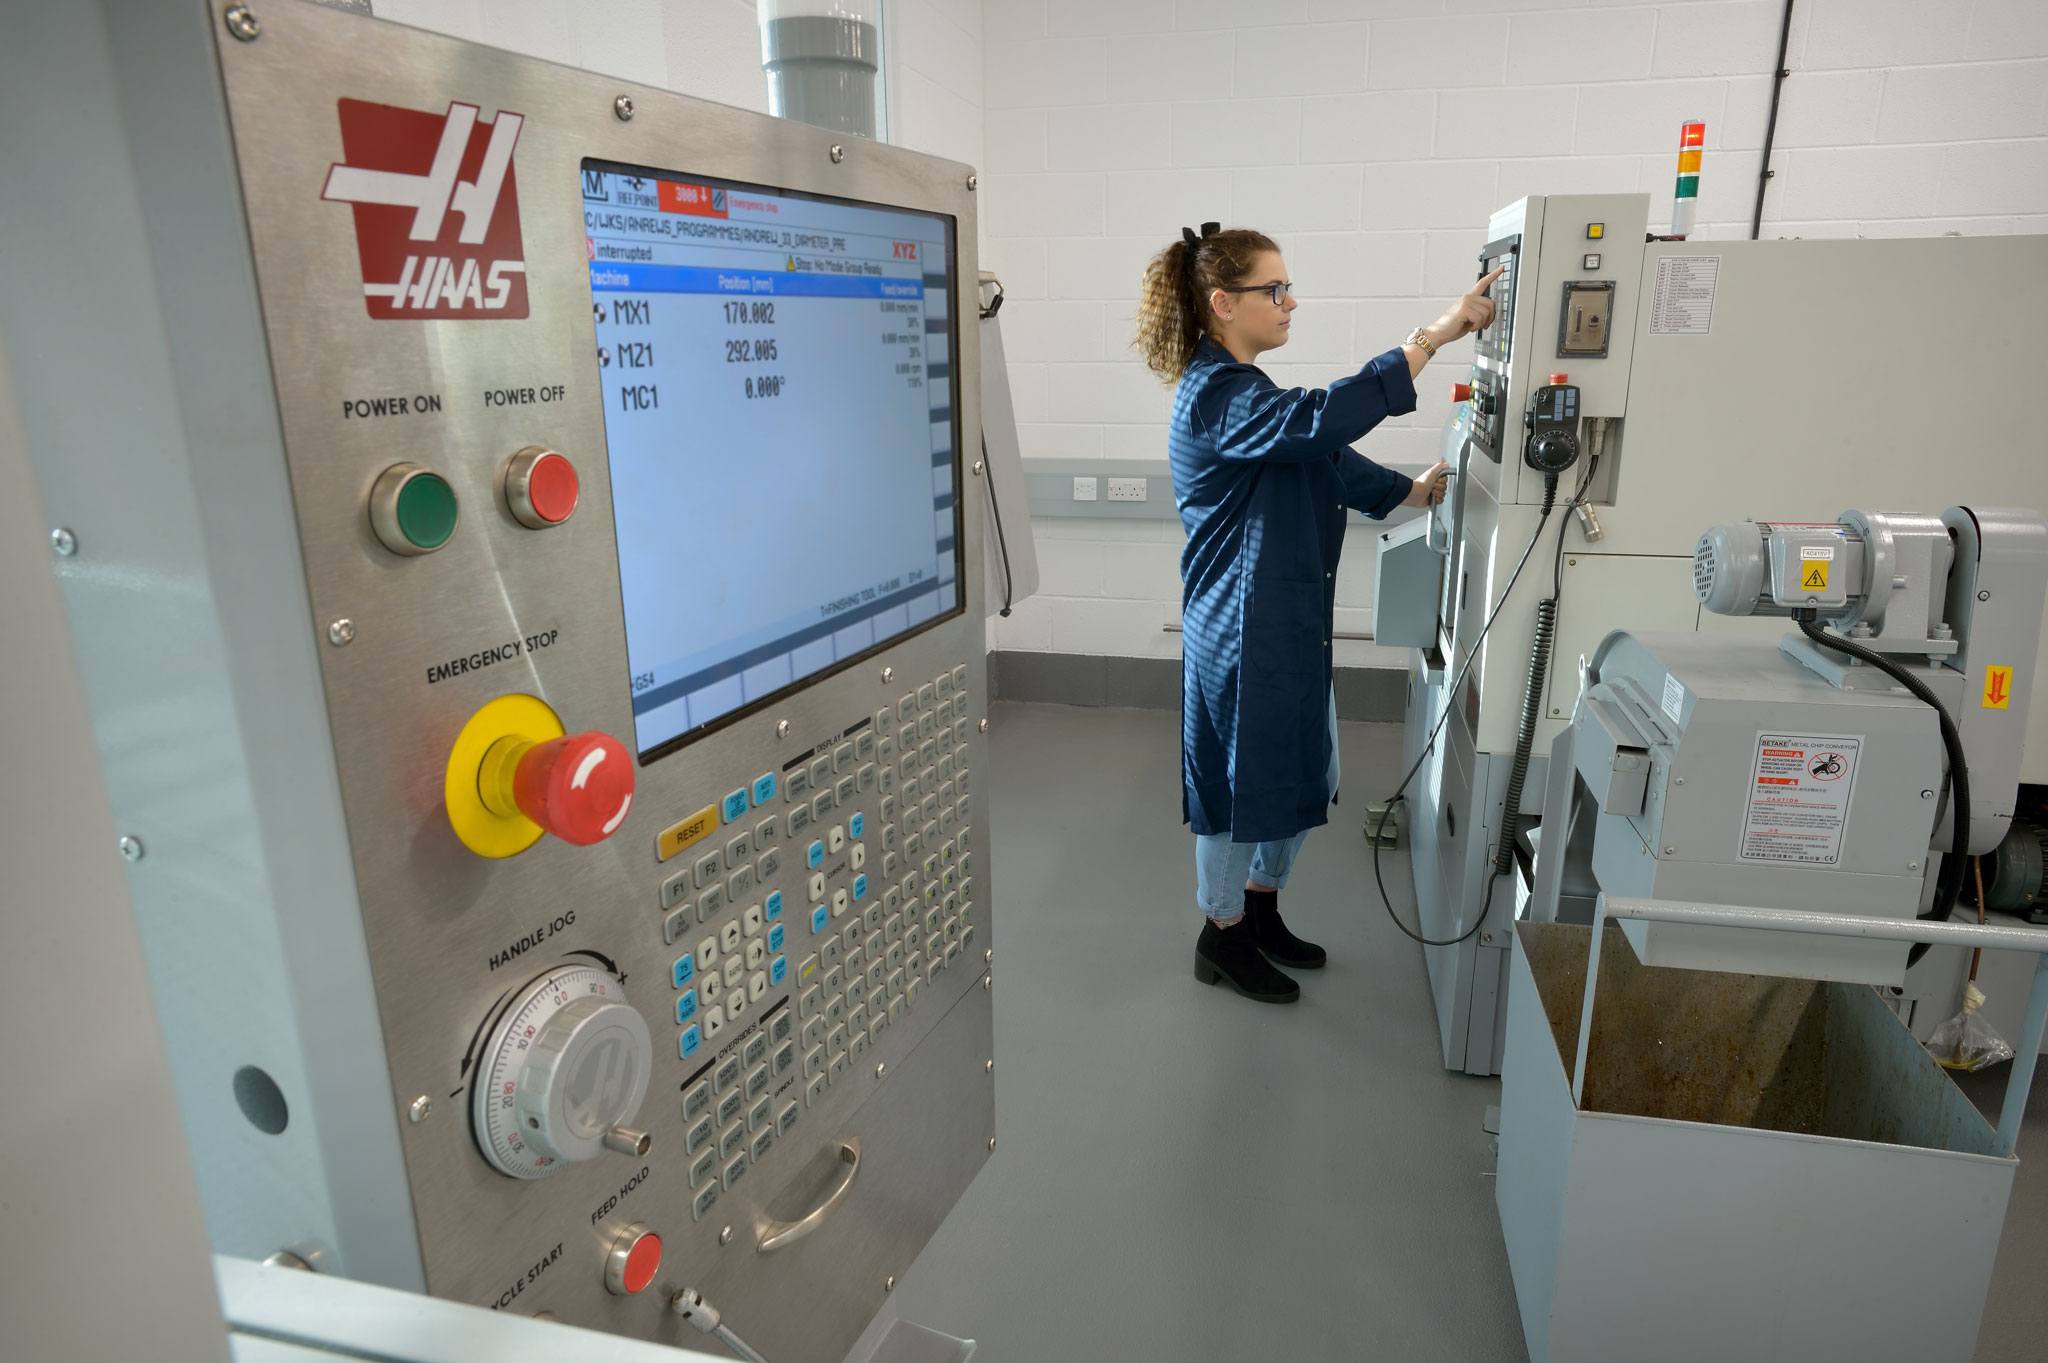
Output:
[{"xmin": 322, "ymin": 99, "xmax": 529, "ymax": 319}]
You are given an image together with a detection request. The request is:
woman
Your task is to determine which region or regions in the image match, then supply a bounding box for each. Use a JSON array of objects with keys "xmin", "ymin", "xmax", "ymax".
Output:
[{"xmin": 1136, "ymin": 222, "xmax": 1500, "ymax": 1005}]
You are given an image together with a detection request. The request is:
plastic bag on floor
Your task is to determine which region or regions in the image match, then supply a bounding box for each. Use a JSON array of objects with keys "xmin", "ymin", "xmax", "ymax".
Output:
[{"xmin": 1930, "ymin": 982, "xmax": 2015, "ymax": 1072}]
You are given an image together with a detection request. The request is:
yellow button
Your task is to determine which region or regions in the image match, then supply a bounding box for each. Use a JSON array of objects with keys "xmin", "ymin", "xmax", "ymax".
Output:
[
  {"xmin": 1586, "ymin": 222, "xmax": 1605, "ymax": 240},
  {"xmin": 659, "ymin": 804, "xmax": 721, "ymax": 863}
]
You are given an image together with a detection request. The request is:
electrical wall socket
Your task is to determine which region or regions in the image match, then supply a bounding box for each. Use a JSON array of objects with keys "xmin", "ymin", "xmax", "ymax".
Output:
[
  {"xmin": 1107, "ymin": 477, "xmax": 1148, "ymax": 503},
  {"xmin": 1072, "ymin": 476, "xmax": 1099, "ymax": 501}
]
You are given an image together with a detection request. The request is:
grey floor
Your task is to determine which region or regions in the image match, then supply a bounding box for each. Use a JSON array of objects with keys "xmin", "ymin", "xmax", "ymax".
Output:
[{"xmin": 890, "ymin": 702, "xmax": 2047, "ymax": 1363}]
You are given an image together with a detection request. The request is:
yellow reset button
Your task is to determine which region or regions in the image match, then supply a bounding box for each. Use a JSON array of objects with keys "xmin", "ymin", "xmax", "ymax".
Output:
[{"xmin": 658, "ymin": 804, "xmax": 721, "ymax": 862}]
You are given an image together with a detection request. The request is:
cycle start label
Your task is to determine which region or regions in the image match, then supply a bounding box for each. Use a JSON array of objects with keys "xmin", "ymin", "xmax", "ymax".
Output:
[{"xmin": 1738, "ymin": 732, "xmax": 1862, "ymax": 866}]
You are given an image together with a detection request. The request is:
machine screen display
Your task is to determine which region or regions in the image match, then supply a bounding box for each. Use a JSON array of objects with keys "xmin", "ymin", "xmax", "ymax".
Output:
[{"xmin": 581, "ymin": 161, "xmax": 962, "ymax": 760}]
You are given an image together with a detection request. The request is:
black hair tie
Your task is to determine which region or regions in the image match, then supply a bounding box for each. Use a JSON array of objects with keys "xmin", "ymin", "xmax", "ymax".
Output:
[{"xmin": 1180, "ymin": 221, "xmax": 1220, "ymax": 250}]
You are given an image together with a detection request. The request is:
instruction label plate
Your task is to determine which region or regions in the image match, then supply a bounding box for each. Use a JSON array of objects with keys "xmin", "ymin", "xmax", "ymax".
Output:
[
  {"xmin": 1739, "ymin": 732, "xmax": 1861, "ymax": 866},
  {"xmin": 1649, "ymin": 255, "xmax": 1720, "ymax": 336}
]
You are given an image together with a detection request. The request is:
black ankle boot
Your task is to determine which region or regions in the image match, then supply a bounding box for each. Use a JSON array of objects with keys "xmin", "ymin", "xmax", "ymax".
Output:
[
  {"xmin": 1195, "ymin": 918, "xmax": 1300, "ymax": 1004},
  {"xmin": 1245, "ymin": 888, "xmax": 1327, "ymax": 969}
]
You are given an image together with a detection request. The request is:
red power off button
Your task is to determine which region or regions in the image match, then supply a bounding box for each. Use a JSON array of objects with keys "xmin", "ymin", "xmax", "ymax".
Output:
[
  {"xmin": 505, "ymin": 446, "xmax": 580, "ymax": 528},
  {"xmin": 604, "ymin": 1224, "xmax": 662, "ymax": 1296}
]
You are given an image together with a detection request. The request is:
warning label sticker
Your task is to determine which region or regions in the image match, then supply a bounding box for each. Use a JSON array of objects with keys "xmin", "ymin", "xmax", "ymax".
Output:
[
  {"xmin": 1984, "ymin": 665, "xmax": 2014, "ymax": 710},
  {"xmin": 1799, "ymin": 560, "xmax": 1830, "ymax": 592},
  {"xmin": 1649, "ymin": 255, "xmax": 1720, "ymax": 336},
  {"xmin": 1739, "ymin": 732, "xmax": 1861, "ymax": 865}
]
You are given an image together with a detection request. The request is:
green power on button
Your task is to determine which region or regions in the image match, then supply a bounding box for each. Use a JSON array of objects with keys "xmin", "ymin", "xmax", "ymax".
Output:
[{"xmin": 370, "ymin": 463, "xmax": 459, "ymax": 556}]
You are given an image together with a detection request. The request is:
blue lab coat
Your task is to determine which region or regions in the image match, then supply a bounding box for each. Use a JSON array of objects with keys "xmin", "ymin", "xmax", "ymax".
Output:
[{"xmin": 1171, "ymin": 338, "xmax": 1417, "ymax": 842}]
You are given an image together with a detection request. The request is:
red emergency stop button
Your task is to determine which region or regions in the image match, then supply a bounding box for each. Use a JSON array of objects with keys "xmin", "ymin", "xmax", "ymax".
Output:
[
  {"xmin": 604, "ymin": 1224, "xmax": 662, "ymax": 1296},
  {"xmin": 1450, "ymin": 382, "xmax": 1473, "ymax": 403},
  {"xmin": 507, "ymin": 731, "xmax": 634, "ymax": 845},
  {"xmin": 1549, "ymin": 373, "xmax": 1569, "ymax": 385},
  {"xmin": 504, "ymin": 446, "xmax": 580, "ymax": 528}
]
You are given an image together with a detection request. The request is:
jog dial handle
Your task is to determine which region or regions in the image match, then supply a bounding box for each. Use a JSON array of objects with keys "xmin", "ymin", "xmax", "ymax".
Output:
[{"xmin": 474, "ymin": 965, "xmax": 654, "ymax": 1180}]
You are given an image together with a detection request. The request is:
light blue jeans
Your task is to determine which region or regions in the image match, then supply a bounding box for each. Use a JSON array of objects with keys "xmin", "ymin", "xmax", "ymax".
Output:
[{"xmin": 1195, "ymin": 688, "xmax": 1340, "ymax": 923}]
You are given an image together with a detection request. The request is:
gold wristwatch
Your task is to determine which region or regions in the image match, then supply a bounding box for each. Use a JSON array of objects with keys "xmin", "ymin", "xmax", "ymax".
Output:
[{"xmin": 1405, "ymin": 327, "xmax": 1439, "ymax": 358}]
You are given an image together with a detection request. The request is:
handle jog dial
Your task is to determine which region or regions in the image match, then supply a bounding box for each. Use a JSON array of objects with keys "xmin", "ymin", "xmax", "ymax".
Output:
[{"xmin": 474, "ymin": 964, "xmax": 654, "ymax": 1180}]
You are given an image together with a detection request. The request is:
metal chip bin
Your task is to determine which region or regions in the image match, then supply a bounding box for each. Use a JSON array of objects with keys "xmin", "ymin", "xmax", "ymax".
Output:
[{"xmin": 1497, "ymin": 900, "xmax": 2048, "ymax": 1363}]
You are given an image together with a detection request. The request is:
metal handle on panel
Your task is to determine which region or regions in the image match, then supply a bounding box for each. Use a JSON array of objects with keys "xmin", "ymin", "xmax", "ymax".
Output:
[{"xmin": 756, "ymin": 1138, "xmax": 861, "ymax": 1254}]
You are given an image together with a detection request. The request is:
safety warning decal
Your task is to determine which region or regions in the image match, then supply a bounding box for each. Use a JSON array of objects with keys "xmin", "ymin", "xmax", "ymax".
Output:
[
  {"xmin": 1798, "ymin": 543, "xmax": 1833, "ymax": 593},
  {"xmin": 1984, "ymin": 666, "xmax": 2014, "ymax": 710},
  {"xmin": 322, "ymin": 99, "xmax": 529, "ymax": 319},
  {"xmin": 1739, "ymin": 732, "xmax": 1861, "ymax": 866}
]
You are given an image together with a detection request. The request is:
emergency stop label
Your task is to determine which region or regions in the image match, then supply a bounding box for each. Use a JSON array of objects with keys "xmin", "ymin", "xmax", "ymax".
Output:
[
  {"xmin": 322, "ymin": 99, "xmax": 530, "ymax": 319},
  {"xmin": 1739, "ymin": 732, "xmax": 1861, "ymax": 866}
]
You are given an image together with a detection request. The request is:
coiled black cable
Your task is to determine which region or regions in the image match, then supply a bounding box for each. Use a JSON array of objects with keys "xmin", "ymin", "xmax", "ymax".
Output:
[
  {"xmin": 1795, "ymin": 613, "xmax": 1970, "ymax": 967},
  {"xmin": 1491, "ymin": 478, "xmax": 1562, "ymax": 881}
]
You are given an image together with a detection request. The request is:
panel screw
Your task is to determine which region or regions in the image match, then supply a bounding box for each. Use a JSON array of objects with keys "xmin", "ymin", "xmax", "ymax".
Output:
[
  {"xmin": 1550, "ymin": 707, "xmax": 1562, "ymax": 717},
  {"xmin": 987, "ymin": 1136, "xmax": 997, "ymax": 1151},
  {"xmin": 408, "ymin": 1096, "xmax": 432, "ymax": 1124},
  {"xmin": 1921, "ymin": 789, "xmax": 1935, "ymax": 800},
  {"xmin": 1663, "ymin": 846, "xmax": 1675, "ymax": 855},
  {"xmin": 224, "ymin": 5, "xmax": 261, "ymax": 40},
  {"xmin": 978, "ymin": 718, "xmax": 989, "ymax": 734},
  {"xmin": 984, "ymin": 949, "xmax": 992, "ymax": 965},
  {"xmin": 614, "ymin": 95, "xmax": 635, "ymax": 121},
  {"xmin": 719, "ymin": 1225, "xmax": 734, "ymax": 1246},
  {"xmin": 327, "ymin": 618, "xmax": 355, "ymax": 647},
  {"xmin": 885, "ymin": 1276, "xmax": 896, "ymax": 1292},
  {"xmin": 966, "ymin": 174, "xmax": 978, "ymax": 191},
  {"xmin": 777, "ymin": 719, "xmax": 791, "ymax": 739},
  {"xmin": 1568, "ymin": 557, "xmax": 1578, "ymax": 566},
  {"xmin": 119, "ymin": 835, "xmax": 145, "ymax": 862},
  {"xmin": 1481, "ymin": 932, "xmax": 1494, "ymax": 944},
  {"xmin": 982, "ymin": 975, "xmax": 992, "ymax": 991},
  {"xmin": 1908, "ymin": 861, "xmax": 1920, "ymax": 872},
  {"xmin": 875, "ymin": 1062, "xmax": 887, "ymax": 1079},
  {"xmin": 50, "ymin": 527, "xmax": 77, "ymax": 557},
  {"xmin": 1674, "ymin": 777, "xmax": 1684, "ymax": 786},
  {"xmin": 972, "ymin": 459, "xmax": 985, "ymax": 476},
  {"xmin": 882, "ymin": 666, "xmax": 895, "ymax": 683},
  {"xmin": 984, "ymin": 1059, "xmax": 993, "ymax": 1073},
  {"xmin": 1979, "ymin": 590, "xmax": 1991, "ymax": 602},
  {"xmin": 830, "ymin": 144, "xmax": 846, "ymax": 164}
]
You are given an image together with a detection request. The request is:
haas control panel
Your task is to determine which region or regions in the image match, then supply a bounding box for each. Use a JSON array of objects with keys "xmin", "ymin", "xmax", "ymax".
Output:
[{"xmin": 15, "ymin": 4, "xmax": 996, "ymax": 1358}]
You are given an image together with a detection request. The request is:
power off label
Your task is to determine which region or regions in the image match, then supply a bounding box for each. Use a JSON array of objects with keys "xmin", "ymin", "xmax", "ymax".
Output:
[{"xmin": 1739, "ymin": 732, "xmax": 1862, "ymax": 865}]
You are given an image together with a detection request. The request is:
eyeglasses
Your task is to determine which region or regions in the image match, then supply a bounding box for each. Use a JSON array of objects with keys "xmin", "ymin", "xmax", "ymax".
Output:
[{"xmin": 1220, "ymin": 280, "xmax": 1294, "ymax": 308}]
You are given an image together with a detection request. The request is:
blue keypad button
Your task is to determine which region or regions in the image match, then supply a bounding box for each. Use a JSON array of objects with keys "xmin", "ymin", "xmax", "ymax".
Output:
[
  {"xmin": 807, "ymin": 839, "xmax": 826, "ymax": 870},
  {"xmin": 679, "ymin": 1025, "xmax": 703, "ymax": 1060},
  {"xmin": 853, "ymin": 874, "xmax": 869, "ymax": 902},
  {"xmin": 768, "ymin": 923, "xmax": 786, "ymax": 953},
  {"xmin": 672, "ymin": 953, "xmax": 695, "ymax": 988},
  {"xmin": 764, "ymin": 890, "xmax": 784, "ymax": 923},
  {"xmin": 676, "ymin": 990, "xmax": 699, "ymax": 1024},
  {"xmin": 721, "ymin": 788, "xmax": 750, "ymax": 824},
  {"xmin": 771, "ymin": 954, "xmax": 789, "ymax": 987},
  {"xmin": 849, "ymin": 812, "xmax": 865, "ymax": 839},
  {"xmin": 751, "ymin": 772, "xmax": 777, "ymax": 807},
  {"xmin": 810, "ymin": 905, "xmax": 830, "ymax": 935}
]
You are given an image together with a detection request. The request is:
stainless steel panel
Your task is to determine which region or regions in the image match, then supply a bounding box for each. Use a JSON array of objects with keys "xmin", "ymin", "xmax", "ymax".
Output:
[{"xmin": 203, "ymin": 0, "xmax": 993, "ymax": 1349}]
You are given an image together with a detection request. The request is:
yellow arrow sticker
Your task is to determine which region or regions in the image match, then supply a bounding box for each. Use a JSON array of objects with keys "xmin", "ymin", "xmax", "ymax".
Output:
[
  {"xmin": 1984, "ymin": 665, "xmax": 2014, "ymax": 710},
  {"xmin": 1800, "ymin": 561, "xmax": 1830, "ymax": 592}
]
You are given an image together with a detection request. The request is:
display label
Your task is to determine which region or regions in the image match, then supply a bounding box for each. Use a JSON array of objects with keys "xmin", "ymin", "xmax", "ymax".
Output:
[
  {"xmin": 322, "ymin": 99, "xmax": 530, "ymax": 319},
  {"xmin": 1661, "ymin": 674, "xmax": 1686, "ymax": 725},
  {"xmin": 1649, "ymin": 255, "xmax": 1719, "ymax": 336},
  {"xmin": 1739, "ymin": 732, "xmax": 1861, "ymax": 865},
  {"xmin": 1984, "ymin": 665, "xmax": 2014, "ymax": 710}
]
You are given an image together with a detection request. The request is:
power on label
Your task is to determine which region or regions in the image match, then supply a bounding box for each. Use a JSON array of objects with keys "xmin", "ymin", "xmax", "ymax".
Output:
[{"xmin": 1738, "ymin": 732, "xmax": 1861, "ymax": 866}]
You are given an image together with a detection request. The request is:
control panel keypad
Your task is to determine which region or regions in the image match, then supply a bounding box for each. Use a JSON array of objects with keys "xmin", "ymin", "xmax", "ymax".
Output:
[{"xmin": 657, "ymin": 665, "xmax": 978, "ymax": 1213}]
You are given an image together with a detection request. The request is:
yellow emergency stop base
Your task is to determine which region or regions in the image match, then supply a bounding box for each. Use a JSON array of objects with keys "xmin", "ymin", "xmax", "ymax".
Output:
[{"xmin": 446, "ymin": 694, "xmax": 564, "ymax": 858}]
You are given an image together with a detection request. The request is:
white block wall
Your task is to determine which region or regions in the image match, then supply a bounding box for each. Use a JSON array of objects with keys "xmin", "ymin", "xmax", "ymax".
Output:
[{"xmin": 981, "ymin": 0, "xmax": 2048, "ymax": 666}]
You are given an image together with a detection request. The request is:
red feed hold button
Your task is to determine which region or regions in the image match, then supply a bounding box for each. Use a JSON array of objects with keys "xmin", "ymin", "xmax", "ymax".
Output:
[
  {"xmin": 512, "ymin": 731, "xmax": 635, "ymax": 845},
  {"xmin": 604, "ymin": 1224, "xmax": 662, "ymax": 1296},
  {"xmin": 504, "ymin": 446, "xmax": 580, "ymax": 528}
]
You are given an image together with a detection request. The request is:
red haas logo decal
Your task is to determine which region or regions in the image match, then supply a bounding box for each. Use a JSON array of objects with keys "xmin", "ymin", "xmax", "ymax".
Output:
[{"xmin": 322, "ymin": 99, "xmax": 529, "ymax": 319}]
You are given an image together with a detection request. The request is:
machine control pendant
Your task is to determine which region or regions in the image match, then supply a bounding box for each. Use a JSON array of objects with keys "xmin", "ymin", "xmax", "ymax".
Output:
[{"xmin": 474, "ymin": 964, "xmax": 653, "ymax": 1179}]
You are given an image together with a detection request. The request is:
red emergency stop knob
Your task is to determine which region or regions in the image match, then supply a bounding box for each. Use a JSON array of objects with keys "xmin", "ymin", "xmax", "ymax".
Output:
[
  {"xmin": 1549, "ymin": 372, "xmax": 1569, "ymax": 385},
  {"xmin": 511, "ymin": 731, "xmax": 635, "ymax": 845},
  {"xmin": 1450, "ymin": 382, "xmax": 1473, "ymax": 403}
]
